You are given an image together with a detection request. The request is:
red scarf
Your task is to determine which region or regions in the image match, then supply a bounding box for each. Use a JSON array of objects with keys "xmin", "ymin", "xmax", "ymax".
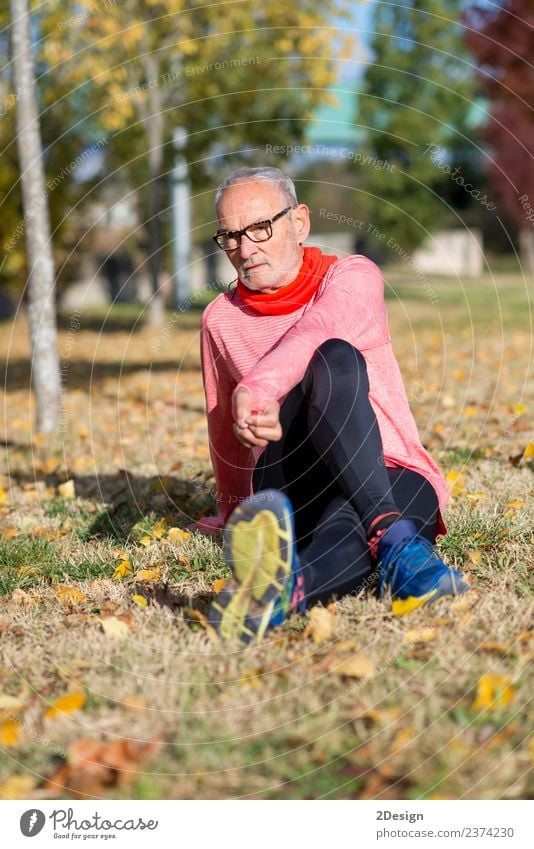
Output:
[{"xmin": 236, "ymin": 246, "xmax": 338, "ymax": 315}]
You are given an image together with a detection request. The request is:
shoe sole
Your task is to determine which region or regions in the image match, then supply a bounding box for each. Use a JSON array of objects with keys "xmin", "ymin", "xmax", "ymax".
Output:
[{"xmin": 208, "ymin": 490, "xmax": 295, "ymax": 642}]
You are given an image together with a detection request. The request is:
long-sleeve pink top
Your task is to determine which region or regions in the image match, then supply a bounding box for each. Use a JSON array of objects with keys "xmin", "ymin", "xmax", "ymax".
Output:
[{"xmin": 200, "ymin": 254, "xmax": 449, "ymax": 532}]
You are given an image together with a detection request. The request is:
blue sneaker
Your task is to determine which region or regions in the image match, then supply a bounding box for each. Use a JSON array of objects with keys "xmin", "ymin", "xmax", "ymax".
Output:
[
  {"xmin": 377, "ymin": 520, "xmax": 470, "ymax": 616},
  {"xmin": 207, "ymin": 490, "xmax": 306, "ymax": 642}
]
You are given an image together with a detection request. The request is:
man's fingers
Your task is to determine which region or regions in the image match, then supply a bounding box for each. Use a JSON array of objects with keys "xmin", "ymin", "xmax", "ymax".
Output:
[
  {"xmin": 232, "ymin": 423, "xmax": 268, "ymax": 447},
  {"xmin": 232, "ymin": 387, "xmax": 252, "ymax": 427}
]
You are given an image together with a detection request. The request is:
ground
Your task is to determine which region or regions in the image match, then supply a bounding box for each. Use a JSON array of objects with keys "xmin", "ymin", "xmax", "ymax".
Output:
[{"xmin": 0, "ymin": 269, "xmax": 532, "ymax": 800}]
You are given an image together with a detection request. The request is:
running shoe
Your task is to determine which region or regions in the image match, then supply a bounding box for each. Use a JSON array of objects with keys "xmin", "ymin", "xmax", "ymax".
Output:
[
  {"xmin": 208, "ymin": 490, "xmax": 306, "ymax": 642},
  {"xmin": 377, "ymin": 525, "xmax": 470, "ymax": 616}
]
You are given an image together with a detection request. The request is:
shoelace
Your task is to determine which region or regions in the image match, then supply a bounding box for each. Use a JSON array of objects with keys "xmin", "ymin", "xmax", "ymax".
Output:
[{"xmin": 378, "ymin": 535, "xmax": 438, "ymax": 595}]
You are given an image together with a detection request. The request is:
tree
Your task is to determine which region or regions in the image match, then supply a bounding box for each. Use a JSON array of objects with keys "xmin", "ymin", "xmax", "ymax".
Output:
[
  {"xmin": 465, "ymin": 0, "xmax": 534, "ymax": 272},
  {"xmin": 9, "ymin": 0, "xmax": 60, "ymax": 433},
  {"xmin": 356, "ymin": 0, "xmax": 477, "ymax": 252},
  {"xmin": 37, "ymin": 0, "xmax": 352, "ymax": 323}
]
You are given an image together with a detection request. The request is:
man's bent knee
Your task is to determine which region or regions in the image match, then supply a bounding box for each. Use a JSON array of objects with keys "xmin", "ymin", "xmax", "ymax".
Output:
[{"xmin": 312, "ymin": 338, "xmax": 366, "ymax": 374}]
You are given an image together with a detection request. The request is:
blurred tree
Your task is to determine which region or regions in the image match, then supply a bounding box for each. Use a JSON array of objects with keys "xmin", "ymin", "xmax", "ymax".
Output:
[
  {"xmin": 356, "ymin": 0, "xmax": 477, "ymax": 252},
  {"xmin": 35, "ymin": 0, "xmax": 352, "ymax": 323},
  {"xmin": 9, "ymin": 0, "xmax": 60, "ymax": 433},
  {"xmin": 465, "ymin": 0, "xmax": 534, "ymax": 272}
]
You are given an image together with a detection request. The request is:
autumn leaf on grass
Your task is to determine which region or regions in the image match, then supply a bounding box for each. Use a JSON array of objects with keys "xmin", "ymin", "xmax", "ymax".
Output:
[
  {"xmin": 57, "ymin": 479, "xmax": 75, "ymax": 500},
  {"xmin": 212, "ymin": 578, "xmax": 229, "ymax": 594},
  {"xmin": 112, "ymin": 559, "xmax": 132, "ymax": 581},
  {"xmin": 131, "ymin": 594, "xmax": 148, "ymax": 609},
  {"xmin": 334, "ymin": 653, "xmax": 375, "ymax": 679},
  {"xmin": 0, "ymin": 487, "xmax": 9, "ymax": 506},
  {"xmin": 402, "ymin": 627, "xmax": 439, "ymax": 645},
  {"xmin": 166, "ymin": 527, "xmax": 191, "ymax": 543},
  {"xmin": 100, "ymin": 616, "xmax": 131, "ymax": 639},
  {"xmin": 307, "ymin": 606, "xmax": 336, "ymax": 646},
  {"xmin": 0, "ymin": 720, "xmax": 21, "ymax": 747},
  {"xmin": 445, "ymin": 470, "xmax": 465, "ymax": 496},
  {"xmin": 0, "ymin": 774, "xmax": 37, "ymax": 799},
  {"xmin": 111, "ymin": 548, "xmax": 128, "ymax": 560},
  {"xmin": 1, "ymin": 528, "xmax": 19, "ymax": 539},
  {"xmin": 512, "ymin": 403, "xmax": 527, "ymax": 416},
  {"xmin": 57, "ymin": 587, "xmax": 85, "ymax": 606},
  {"xmin": 472, "ymin": 673, "xmax": 515, "ymax": 712},
  {"xmin": 522, "ymin": 443, "xmax": 534, "ymax": 460},
  {"xmin": 135, "ymin": 568, "xmax": 161, "ymax": 582},
  {"xmin": 45, "ymin": 691, "xmax": 85, "ymax": 720}
]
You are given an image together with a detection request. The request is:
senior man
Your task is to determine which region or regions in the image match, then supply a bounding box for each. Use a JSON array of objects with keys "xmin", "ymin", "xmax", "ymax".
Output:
[{"xmin": 199, "ymin": 166, "xmax": 468, "ymax": 642}]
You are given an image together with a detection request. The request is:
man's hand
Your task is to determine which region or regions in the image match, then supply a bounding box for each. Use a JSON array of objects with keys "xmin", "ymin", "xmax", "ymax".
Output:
[{"xmin": 232, "ymin": 386, "xmax": 282, "ymax": 448}]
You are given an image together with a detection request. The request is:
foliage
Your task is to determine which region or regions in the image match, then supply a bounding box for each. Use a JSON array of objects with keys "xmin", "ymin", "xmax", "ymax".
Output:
[
  {"xmin": 356, "ymin": 0, "xmax": 477, "ymax": 251},
  {"xmin": 464, "ymin": 0, "xmax": 534, "ymax": 230}
]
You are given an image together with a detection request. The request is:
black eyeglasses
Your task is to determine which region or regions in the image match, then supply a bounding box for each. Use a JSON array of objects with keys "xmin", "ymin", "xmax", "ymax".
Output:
[{"xmin": 213, "ymin": 206, "xmax": 295, "ymax": 252}]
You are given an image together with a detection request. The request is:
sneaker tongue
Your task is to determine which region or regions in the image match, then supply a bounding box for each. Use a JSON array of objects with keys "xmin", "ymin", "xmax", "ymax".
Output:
[{"xmin": 378, "ymin": 519, "xmax": 418, "ymax": 553}]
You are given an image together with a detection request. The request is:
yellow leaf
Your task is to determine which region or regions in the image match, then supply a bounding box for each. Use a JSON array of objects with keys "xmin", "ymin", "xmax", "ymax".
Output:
[
  {"xmin": 335, "ymin": 653, "xmax": 375, "ymax": 679},
  {"xmin": 0, "ymin": 720, "xmax": 20, "ymax": 747},
  {"xmin": 512, "ymin": 403, "xmax": 527, "ymax": 416},
  {"xmin": 1, "ymin": 528, "xmax": 19, "ymax": 539},
  {"xmin": 390, "ymin": 726, "xmax": 416, "ymax": 753},
  {"xmin": 464, "ymin": 492, "xmax": 487, "ymax": 502},
  {"xmin": 0, "ymin": 774, "xmax": 37, "ymax": 799},
  {"xmin": 111, "ymin": 548, "xmax": 128, "ymax": 560},
  {"xmin": 0, "ymin": 488, "xmax": 9, "ymax": 506},
  {"xmin": 58, "ymin": 479, "xmax": 76, "ymax": 500},
  {"xmin": 212, "ymin": 578, "xmax": 229, "ymax": 594},
  {"xmin": 167, "ymin": 527, "xmax": 191, "ymax": 542},
  {"xmin": 57, "ymin": 587, "xmax": 85, "ymax": 605},
  {"xmin": 152, "ymin": 518, "xmax": 168, "ymax": 538},
  {"xmin": 307, "ymin": 606, "xmax": 336, "ymax": 646},
  {"xmin": 402, "ymin": 627, "xmax": 439, "ymax": 645},
  {"xmin": 445, "ymin": 470, "xmax": 465, "ymax": 496},
  {"xmin": 477, "ymin": 642, "xmax": 508, "ymax": 654},
  {"xmin": 453, "ymin": 369, "xmax": 466, "ymax": 381},
  {"xmin": 45, "ymin": 691, "xmax": 85, "ymax": 719},
  {"xmin": 135, "ymin": 568, "xmax": 161, "ymax": 582},
  {"xmin": 132, "ymin": 594, "xmax": 148, "ymax": 608},
  {"xmin": 466, "ymin": 549, "xmax": 482, "ymax": 566},
  {"xmin": 506, "ymin": 499, "xmax": 525, "ymax": 509},
  {"xmin": 100, "ymin": 616, "xmax": 130, "ymax": 639},
  {"xmin": 472, "ymin": 673, "xmax": 515, "ymax": 712},
  {"xmin": 139, "ymin": 535, "xmax": 153, "ymax": 547},
  {"xmin": 522, "ymin": 443, "xmax": 534, "ymax": 459},
  {"xmin": 112, "ymin": 559, "xmax": 132, "ymax": 580},
  {"xmin": 464, "ymin": 405, "xmax": 477, "ymax": 417}
]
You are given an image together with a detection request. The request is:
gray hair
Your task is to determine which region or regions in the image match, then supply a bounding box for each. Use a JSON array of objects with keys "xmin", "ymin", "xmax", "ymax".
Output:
[{"xmin": 214, "ymin": 167, "xmax": 298, "ymax": 209}]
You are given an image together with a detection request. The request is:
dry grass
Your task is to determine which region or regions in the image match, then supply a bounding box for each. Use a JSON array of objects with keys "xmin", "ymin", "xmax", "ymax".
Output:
[{"xmin": 0, "ymin": 273, "xmax": 532, "ymax": 800}]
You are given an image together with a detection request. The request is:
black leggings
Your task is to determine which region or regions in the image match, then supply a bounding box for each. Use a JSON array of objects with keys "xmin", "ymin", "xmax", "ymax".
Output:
[{"xmin": 252, "ymin": 338, "xmax": 439, "ymax": 604}]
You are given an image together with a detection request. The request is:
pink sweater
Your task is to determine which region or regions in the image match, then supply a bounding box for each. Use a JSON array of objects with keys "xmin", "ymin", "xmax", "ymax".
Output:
[{"xmin": 200, "ymin": 254, "xmax": 449, "ymax": 532}]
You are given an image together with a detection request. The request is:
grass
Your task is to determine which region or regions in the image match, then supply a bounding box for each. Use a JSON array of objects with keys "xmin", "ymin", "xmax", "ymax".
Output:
[{"xmin": 0, "ymin": 270, "xmax": 532, "ymax": 801}]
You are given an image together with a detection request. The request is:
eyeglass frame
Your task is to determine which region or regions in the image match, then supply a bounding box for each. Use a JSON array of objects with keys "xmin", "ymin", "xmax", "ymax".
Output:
[{"xmin": 212, "ymin": 206, "xmax": 295, "ymax": 252}]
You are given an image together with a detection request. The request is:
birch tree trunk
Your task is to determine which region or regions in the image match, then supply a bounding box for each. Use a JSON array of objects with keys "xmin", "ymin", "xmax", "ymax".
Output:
[{"xmin": 10, "ymin": 0, "xmax": 60, "ymax": 433}]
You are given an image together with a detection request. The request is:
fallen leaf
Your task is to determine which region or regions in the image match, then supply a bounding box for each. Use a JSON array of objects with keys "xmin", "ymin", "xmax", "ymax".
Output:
[
  {"xmin": 167, "ymin": 527, "xmax": 191, "ymax": 543},
  {"xmin": 307, "ymin": 606, "xmax": 336, "ymax": 646},
  {"xmin": 335, "ymin": 653, "xmax": 375, "ymax": 679},
  {"xmin": 111, "ymin": 548, "xmax": 128, "ymax": 560},
  {"xmin": 402, "ymin": 627, "xmax": 439, "ymax": 645},
  {"xmin": 522, "ymin": 443, "xmax": 534, "ymax": 459},
  {"xmin": 466, "ymin": 549, "xmax": 482, "ymax": 567},
  {"xmin": 57, "ymin": 587, "xmax": 85, "ymax": 606},
  {"xmin": 112, "ymin": 559, "xmax": 133, "ymax": 581},
  {"xmin": 445, "ymin": 470, "xmax": 465, "ymax": 496},
  {"xmin": 0, "ymin": 720, "xmax": 21, "ymax": 747},
  {"xmin": 463, "ymin": 492, "xmax": 487, "ymax": 502},
  {"xmin": 512, "ymin": 403, "xmax": 527, "ymax": 416},
  {"xmin": 131, "ymin": 594, "xmax": 148, "ymax": 608},
  {"xmin": 477, "ymin": 641, "xmax": 508, "ymax": 654},
  {"xmin": 506, "ymin": 499, "xmax": 525, "ymax": 509},
  {"xmin": 58, "ymin": 479, "xmax": 76, "ymax": 500},
  {"xmin": 45, "ymin": 691, "xmax": 86, "ymax": 720},
  {"xmin": 135, "ymin": 568, "xmax": 161, "ymax": 582},
  {"xmin": 100, "ymin": 616, "xmax": 131, "ymax": 639},
  {"xmin": 139, "ymin": 535, "xmax": 153, "ymax": 547},
  {"xmin": 0, "ymin": 488, "xmax": 9, "ymax": 506},
  {"xmin": 0, "ymin": 774, "xmax": 37, "ymax": 799},
  {"xmin": 1, "ymin": 528, "xmax": 19, "ymax": 539},
  {"xmin": 472, "ymin": 673, "xmax": 515, "ymax": 712},
  {"xmin": 11, "ymin": 588, "xmax": 33, "ymax": 605},
  {"xmin": 212, "ymin": 578, "xmax": 229, "ymax": 594}
]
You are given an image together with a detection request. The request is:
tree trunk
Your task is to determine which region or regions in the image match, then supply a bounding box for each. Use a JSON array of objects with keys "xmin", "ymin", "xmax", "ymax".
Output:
[
  {"xmin": 143, "ymin": 54, "xmax": 166, "ymax": 328},
  {"xmin": 10, "ymin": 0, "xmax": 60, "ymax": 433},
  {"xmin": 519, "ymin": 228, "xmax": 534, "ymax": 277}
]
